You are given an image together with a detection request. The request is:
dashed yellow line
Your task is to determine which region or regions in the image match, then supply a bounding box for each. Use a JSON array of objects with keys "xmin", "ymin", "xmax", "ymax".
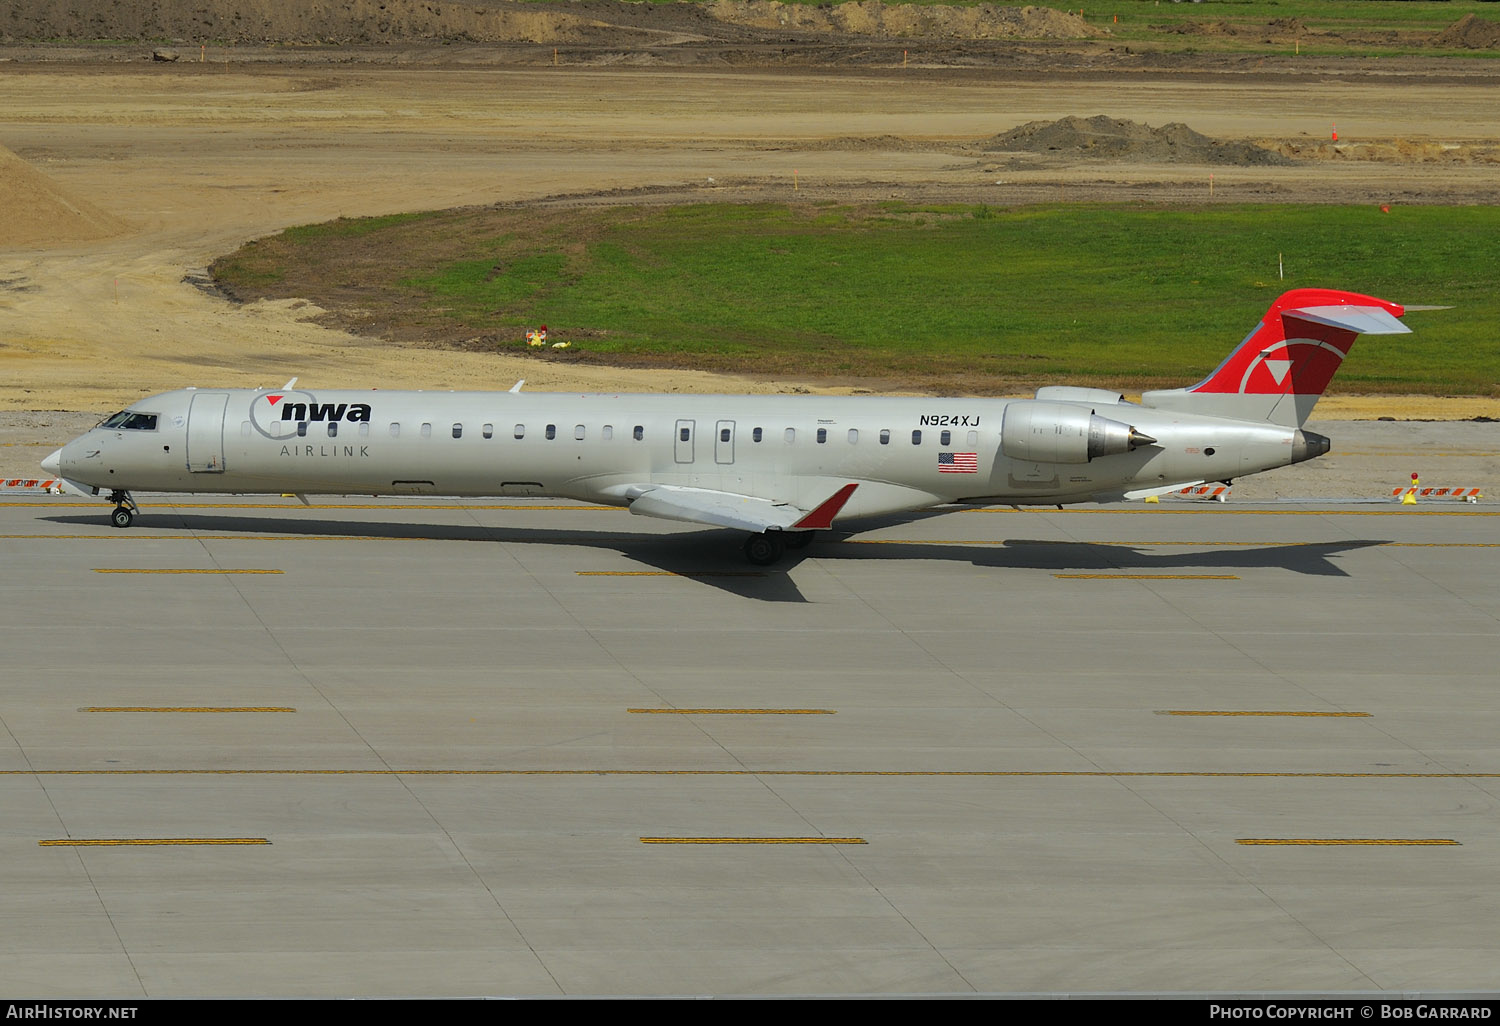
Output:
[
  {"xmin": 92, "ymin": 568, "xmax": 282, "ymax": 575},
  {"xmin": 6, "ymin": 769, "xmax": 1500, "ymax": 779},
  {"xmin": 1236, "ymin": 838, "xmax": 1459, "ymax": 846},
  {"xmin": 39, "ymin": 838, "xmax": 270, "ymax": 846},
  {"xmin": 629, "ymin": 708, "xmax": 834, "ymax": 715},
  {"xmin": 1055, "ymin": 573, "xmax": 1239, "ymax": 580},
  {"xmin": 577, "ymin": 571, "xmax": 766, "ymax": 578},
  {"xmin": 81, "ymin": 707, "xmax": 296, "ymax": 713},
  {"xmin": 1160, "ymin": 710, "xmax": 1371, "ymax": 718},
  {"xmin": 2, "ymin": 534, "xmax": 382, "ymax": 541},
  {"xmin": 640, "ymin": 837, "xmax": 866, "ymax": 845}
]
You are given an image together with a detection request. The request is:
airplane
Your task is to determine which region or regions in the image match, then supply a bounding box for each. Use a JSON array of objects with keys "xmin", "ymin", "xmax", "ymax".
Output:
[{"xmin": 42, "ymin": 287, "xmax": 1410, "ymax": 564}]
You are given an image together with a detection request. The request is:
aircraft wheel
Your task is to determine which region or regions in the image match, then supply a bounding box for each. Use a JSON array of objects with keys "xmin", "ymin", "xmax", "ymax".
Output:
[
  {"xmin": 785, "ymin": 531, "xmax": 815, "ymax": 550},
  {"xmin": 110, "ymin": 505, "xmax": 134, "ymax": 529},
  {"xmin": 743, "ymin": 532, "xmax": 786, "ymax": 566}
]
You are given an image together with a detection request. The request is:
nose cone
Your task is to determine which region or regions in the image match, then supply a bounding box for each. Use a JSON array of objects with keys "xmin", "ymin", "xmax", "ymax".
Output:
[{"xmin": 41, "ymin": 447, "xmax": 62, "ymax": 476}]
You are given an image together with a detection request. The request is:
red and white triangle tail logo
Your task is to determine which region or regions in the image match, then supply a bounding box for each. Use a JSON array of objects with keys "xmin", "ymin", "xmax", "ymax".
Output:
[{"xmin": 1263, "ymin": 359, "xmax": 1293, "ymax": 386}]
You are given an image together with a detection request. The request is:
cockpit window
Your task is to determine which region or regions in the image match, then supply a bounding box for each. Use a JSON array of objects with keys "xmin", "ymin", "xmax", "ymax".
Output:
[{"xmin": 100, "ymin": 411, "xmax": 158, "ymax": 431}]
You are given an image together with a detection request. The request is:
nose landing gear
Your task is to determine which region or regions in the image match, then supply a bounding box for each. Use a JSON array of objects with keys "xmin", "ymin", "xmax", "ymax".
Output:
[{"xmin": 108, "ymin": 490, "xmax": 139, "ymax": 529}]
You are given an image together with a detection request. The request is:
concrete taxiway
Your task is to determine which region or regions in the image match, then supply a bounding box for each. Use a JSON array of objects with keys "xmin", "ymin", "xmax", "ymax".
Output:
[{"xmin": 2, "ymin": 464, "xmax": 1498, "ymax": 995}]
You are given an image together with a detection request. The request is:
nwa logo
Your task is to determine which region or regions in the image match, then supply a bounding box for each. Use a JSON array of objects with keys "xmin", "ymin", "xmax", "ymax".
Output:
[{"xmin": 248, "ymin": 390, "xmax": 372, "ymax": 439}]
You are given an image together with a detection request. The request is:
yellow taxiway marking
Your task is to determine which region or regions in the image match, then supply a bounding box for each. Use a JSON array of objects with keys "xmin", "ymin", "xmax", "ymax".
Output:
[
  {"xmin": 8, "ymin": 770, "xmax": 1500, "ymax": 779},
  {"xmin": 39, "ymin": 838, "xmax": 270, "ymax": 847},
  {"xmin": 92, "ymin": 568, "xmax": 282, "ymax": 575},
  {"xmin": 1236, "ymin": 838, "xmax": 1459, "ymax": 846},
  {"xmin": 640, "ymin": 837, "xmax": 866, "ymax": 845},
  {"xmin": 577, "ymin": 571, "xmax": 767, "ymax": 578},
  {"xmin": 81, "ymin": 707, "xmax": 296, "ymax": 713},
  {"xmin": 1055, "ymin": 573, "xmax": 1239, "ymax": 580},
  {"xmin": 3, "ymin": 534, "xmax": 383, "ymax": 541},
  {"xmin": 629, "ymin": 708, "xmax": 835, "ymax": 715},
  {"xmin": 1159, "ymin": 710, "xmax": 1371, "ymax": 718}
]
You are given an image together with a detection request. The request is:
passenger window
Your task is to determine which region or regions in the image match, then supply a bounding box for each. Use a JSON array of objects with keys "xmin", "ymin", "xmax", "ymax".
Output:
[
  {"xmin": 602, "ymin": 425, "xmax": 613, "ymax": 441},
  {"xmin": 785, "ymin": 428, "xmax": 795, "ymax": 443},
  {"xmin": 816, "ymin": 428, "xmax": 827, "ymax": 444},
  {"xmin": 940, "ymin": 430, "xmax": 951, "ymax": 446},
  {"xmin": 633, "ymin": 425, "xmax": 644, "ymax": 441},
  {"xmin": 514, "ymin": 424, "xmax": 525, "ymax": 440},
  {"xmin": 452, "ymin": 424, "xmax": 462, "ymax": 439},
  {"xmin": 359, "ymin": 423, "xmax": 370, "ymax": 438},
  {"xmin": 389, "ymin": 423, "xmax": 400, "ymax": 438},
  {"xmin": 967, "ymin": 430, "xmax": 978, "ymax": 446},
  {"xmin": 848, "ymin": 429, "xmax": 858, "ymax": 444},
  {"xmin": 753, "ymin": 427, "xmax": 763, "ymax": 443},
  {"xmin": 912, "ymin": 430, "xmax": 922, "ymax": 445},
  {"xmin": 420, "ymin": 423, "xmax": 432, "ymax": 438},
  {"xmin": 328, "ymin": 422, "xmax": 338, "ymax": 438},
  {"xmin": 720, "ymin": 428, "xmax": 731, "ymax": 443},
  {"xmin": 679, "ymin": 427, "xmax": 690, "ymax": 442},
  {"xmin": 575, "ymin": 425, "xmax": 585, "ymax": 440},
  {"xmin": 482, "ymin": 423, "xmax": 493, "ymax": 439},
  {"xmin": 879, "ymin": 429, "xmax": 890, "ymax": 445},
  {"xmin": 297, "ymin": 422, "xmax": 308, "ymax": 438},
  {"xmin": 241, "ymin": 421, "xmax": 251, "ymax": 437},
  {"xmin": 546, "ymin": 424, "xmax": 556, "ymax": 440}
]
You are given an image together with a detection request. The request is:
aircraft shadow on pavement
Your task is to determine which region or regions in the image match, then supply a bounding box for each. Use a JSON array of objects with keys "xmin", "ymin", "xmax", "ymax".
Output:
[{"xmin": 47, "ymin": 510, "xmax": 1390, "ymax": 602}]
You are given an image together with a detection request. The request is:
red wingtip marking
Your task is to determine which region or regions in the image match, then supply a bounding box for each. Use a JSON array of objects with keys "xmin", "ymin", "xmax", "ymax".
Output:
[{"xmin": 793, "ymin": 483, "xmax": 859, "ymax": 531}]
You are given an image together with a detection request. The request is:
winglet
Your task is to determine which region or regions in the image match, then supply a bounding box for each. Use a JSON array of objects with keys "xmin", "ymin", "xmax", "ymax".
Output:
[{"xmin": 792, "ymin": 483, "xmax": 859, "ymax": 530}]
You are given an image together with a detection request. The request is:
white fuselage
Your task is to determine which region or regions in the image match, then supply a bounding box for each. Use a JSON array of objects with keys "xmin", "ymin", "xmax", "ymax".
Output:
[{"xmin": 50, "ymin": 387, "xmax": 1303, "ymax": 519}]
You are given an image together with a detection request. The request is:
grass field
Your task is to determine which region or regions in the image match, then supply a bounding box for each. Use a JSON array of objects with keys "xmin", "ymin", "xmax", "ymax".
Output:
[{"xmin": 211, "ymin": 202, "xmax": 1500, "ymax": 396}]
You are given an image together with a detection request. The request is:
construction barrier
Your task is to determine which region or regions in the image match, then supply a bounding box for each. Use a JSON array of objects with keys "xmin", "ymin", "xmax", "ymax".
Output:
[
  {"xmin": 1392, "ymin": 486, "xmax": 1483, "ymax": 503},
  {"xmin": 1171, "ymin": 485, "xmax": 1230, "ymax": 502},
  {"xmin": 0, "ymin": 478, "xmax": 65, "ymax": 493}
]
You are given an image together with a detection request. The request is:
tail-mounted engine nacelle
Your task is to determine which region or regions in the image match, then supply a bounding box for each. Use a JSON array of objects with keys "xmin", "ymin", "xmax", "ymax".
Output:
[{"xmin": 1001, "ymin": 400, "xmax": 1157, "ymax": 464}]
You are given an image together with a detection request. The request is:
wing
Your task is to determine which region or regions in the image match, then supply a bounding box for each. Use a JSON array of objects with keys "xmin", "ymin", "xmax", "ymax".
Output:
[{"xmin": 624, "ymin": 482, "xmax": 858, "ymax": 534}]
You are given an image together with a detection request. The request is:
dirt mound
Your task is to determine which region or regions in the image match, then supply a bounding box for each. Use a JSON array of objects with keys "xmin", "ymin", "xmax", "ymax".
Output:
[
  {"xmin": 0, "ymin": 143, "xmax": 127, "ymax": 247},
  {"xmin": 0, "ymin": 0, "xmax": 1101, "ymax": 45},
  {"xmin": 1432, "ymin": 13, "xmax": 1500, "ymax": 49},
  {"xmin": 1151, "ymin": 17, "xmax": 1308, "ymax": 44},
  {"xmin": 984, "ymin": 115, "xmax": 1292, "ymax": 166},
  {"xmin": 706, "ymin": 2, "xmax": 1103, "ymax": 39}
]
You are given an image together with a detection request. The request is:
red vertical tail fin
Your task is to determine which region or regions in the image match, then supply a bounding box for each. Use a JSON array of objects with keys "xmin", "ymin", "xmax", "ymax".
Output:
[{"xmin": 1142, "ymin": 289, "xmax": 1409, "ymax": 427}]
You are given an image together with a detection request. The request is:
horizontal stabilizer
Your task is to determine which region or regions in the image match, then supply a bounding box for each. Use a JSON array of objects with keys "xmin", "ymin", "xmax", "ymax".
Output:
[{"xmin": 1285, "ymin": 305, "xmax": 1409, "ymax": 336}]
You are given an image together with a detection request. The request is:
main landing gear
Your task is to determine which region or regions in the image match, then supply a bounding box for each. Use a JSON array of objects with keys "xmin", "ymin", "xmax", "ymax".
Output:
[
  {"xmin": 107, "ymin": 490, "xmax": 139, "ymax": 529},
  {"xmin": 742, "ymin": 530, "xmax": 815, "ymax": 566}
]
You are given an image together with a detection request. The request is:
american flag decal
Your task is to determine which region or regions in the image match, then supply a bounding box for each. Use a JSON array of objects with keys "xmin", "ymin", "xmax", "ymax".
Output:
[{"xmin": 938, "ymin": 452, "xmax": 978, "ymax": 474}]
